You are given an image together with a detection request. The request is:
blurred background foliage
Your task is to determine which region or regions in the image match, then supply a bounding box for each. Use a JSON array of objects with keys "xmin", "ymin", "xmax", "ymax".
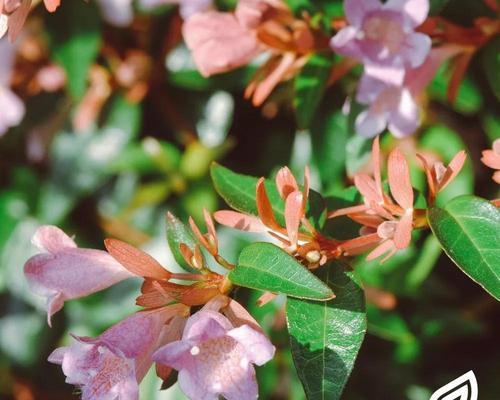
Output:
[{"xmin": 0, "ymin": 0, "xmax": 499, "ymax": 399}]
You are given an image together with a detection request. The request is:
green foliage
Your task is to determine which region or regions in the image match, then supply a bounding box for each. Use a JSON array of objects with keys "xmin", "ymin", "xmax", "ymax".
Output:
[
  {"xmin": 2, "ymin": 0, "xmax": 500, "ymax": 398},
  {"xmin": 46, "ymin": 1, "xmax": 101, "ymax": 99},
  {"xmin": 428, "ymin": 195, "xmax": 500, "ymax": 300},
  {"xmin": 37, "ymin": 96, "xmax": 141, "ymax": 223},
  {"xmin": 231, "ymin": 242, "xmax": 334, "ymax": 300},
  {"xmin": 294, "ymin": 52, "xmax": 334, "ymax": 129},
  {"xmin": 286, "ymin": 262, "xmax": 366, "ymax": 400}
]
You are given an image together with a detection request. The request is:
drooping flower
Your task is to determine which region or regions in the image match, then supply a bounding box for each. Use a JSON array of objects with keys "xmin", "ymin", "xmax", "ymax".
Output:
[
  {"xmin": 0, "ymin": 37, "xmax": 25, "ymax": 135},
  {"xmin": 153, "ymin": 309, "xmax": 275, "ymax": 400},
  {"xmin": 24, "ymin": 225, "xmax": 134, "ymax": 325},
  {"xmin": 48, "ymin": 309, "xmax": 175, "ymax": 400},
  {"xmin": 481, "ymin": 139, "xmax": 500, "ymax": 184},
  {"xmin": 352, "ymin": 43, "xmax": 480, "ymax": 138},
  {"xmin": 331, "ymin": 0, "xmax": 431, "ymax": 83},
  {"xmin": 354, "ymin": 72, "xmax": 419, "ymax": 138}
]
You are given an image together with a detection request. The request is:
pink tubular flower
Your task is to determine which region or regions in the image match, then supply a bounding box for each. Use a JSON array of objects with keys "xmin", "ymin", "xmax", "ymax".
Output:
[
  {"xmin": 354, "ymin": 72, "xmax": 419, "ymax": 138},
  {"xmin": 182, "ymin": 8, "xmax": 263, "ymax": 77},
  {"xmin": 331, "ymin": 0, "xmax": 431, "ymax": 81},
  {"xmin": 481, "ymin": 139, "xmax": 500, "ymax": 184},
  {"xmin": 353, "ymin": 43, "xmax": 475, "ymax": 138},
  {"xmin": 153, "ymin": 309, "xmax": 275, "ymax": 400},
  {"xmin": 48, "ymin": 310, "xmax": 169, "ymax": 400},
  {"xmin": 24, "ymin": 225, "xmax": 134, "ymax": 325}
]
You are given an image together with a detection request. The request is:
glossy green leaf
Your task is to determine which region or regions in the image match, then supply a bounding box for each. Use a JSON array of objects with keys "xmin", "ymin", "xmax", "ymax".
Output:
[
  {"xmin": 46, "ymin": 0, "xmax": 101, "ymax": 99},
  {"xmin": 210, "ymin": 163, "xmax": 326, "ymax": 229},
  {"xmin": 428, "ymin": 195, "xmax": 500, "ymax": 300},
  {"xmin": 294, "ymin": 52, "xmax": 334, "ymax": 129},
  {"xmin": 286, "ymin": 261, "xmax": 366, "ymax": 400},
  {"xmin": 165, "ymin": 213, "xmax": 201, "ymax": 273},
  {"xmin": 231, "ymin": 242, "xmax": 334, "ymax": 300}
]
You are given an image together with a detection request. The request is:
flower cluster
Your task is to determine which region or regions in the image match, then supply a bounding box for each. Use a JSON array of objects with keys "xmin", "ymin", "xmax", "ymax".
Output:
[
  {"xmin": 24, "ymin": 224, "xmax": 274, "ymax": 400},
  {"xmin": 1, "ymin": 0, "xmax": 498, "ymax": 139},
  {"xmin": 183, "ymin": 0, "xmax": 318, "ymax": 105},
  {"xmin": 331, "ymin": 0, "xmax": 431, "ymax": 137},
  {"xmin": 215, "ymin": 136, "xmax": 467, "ymax": 267}
]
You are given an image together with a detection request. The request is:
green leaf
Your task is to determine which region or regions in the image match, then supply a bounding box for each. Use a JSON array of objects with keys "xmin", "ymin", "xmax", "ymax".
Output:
[
  {"xmin": 231, "ymin": 243, "xmax": 334, "ymax": 300},
  {"xmin": 294, "ymin": 52, "xmax": 334, "ymax": 129},
  {"xmin": 428, "ymin": 195, "xmax": 500, "ymax": 300},
  {"xmin": 482, "ymin": 36, "xmax": 500, "ymax": 102},
  {"xmin": 210, "ymin": 163, "xmax": 326, "ymax": 229},
  {"xmin": 46, "ymin": 1, "xmax": 101, "ymax": 99},
  {"xmin": 286, "ymin": 261, "xmax": 366, "ymax": 400},
  {"xmin": 165, "ymin": 213, "xmax": 201, "ymax": 273}
]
